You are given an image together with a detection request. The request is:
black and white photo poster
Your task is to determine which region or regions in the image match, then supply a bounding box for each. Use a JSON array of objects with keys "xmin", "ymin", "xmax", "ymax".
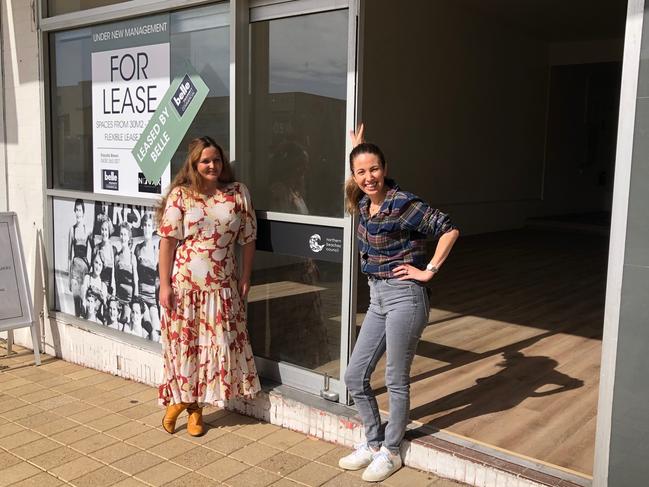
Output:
[
  {"xmin": 92, "ymin": 14, "xmax": 170, "ymax": 197},
  {"xmin": 53, "ymin": 197, "xmax": 161, "ymax": 343}
]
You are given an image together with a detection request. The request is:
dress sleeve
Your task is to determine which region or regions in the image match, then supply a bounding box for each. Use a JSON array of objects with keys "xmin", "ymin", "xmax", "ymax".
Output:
[
  {"xmin": 158, "ymin": 187, "xmax": 186, "ymax": 240},
  {"xmin": 237, "ymin": 183, "xmax": 257, "ymax": 245},
  {"xmin": 398, "ymin": 197, "xmax": 457, "ymax": 239}
]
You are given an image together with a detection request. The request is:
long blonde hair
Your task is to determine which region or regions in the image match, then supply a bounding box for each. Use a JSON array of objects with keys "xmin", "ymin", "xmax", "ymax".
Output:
[
  {"xmin": 156, "ymin": 137, "xmax": 234, "ymax": 224},
  {"xmin": 344, "ymin": 143, "xmax": 387, "ymax": 215}
]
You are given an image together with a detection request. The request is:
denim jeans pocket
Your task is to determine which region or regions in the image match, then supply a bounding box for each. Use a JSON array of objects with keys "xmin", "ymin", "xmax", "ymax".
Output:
[
  {"xmin": 382, "ymin": 278, "xmax": 418, "ymax": 289},
  {"xmin": 382, "ymin": 278, "xmax": 423, "ymax": 306}
]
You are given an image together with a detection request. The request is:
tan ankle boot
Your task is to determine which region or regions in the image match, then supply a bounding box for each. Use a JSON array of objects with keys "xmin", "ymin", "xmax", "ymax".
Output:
[
  {"xmin": 162, "ymin": 403, "xmax": 190, "ymax": 434},
  {"xmin": 186, "ymin": 402, "xmax": 204, "ymax": 437}
]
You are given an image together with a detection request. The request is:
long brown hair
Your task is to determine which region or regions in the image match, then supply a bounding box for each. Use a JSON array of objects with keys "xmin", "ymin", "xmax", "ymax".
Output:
[
  {"xmin": 156, "ymin": 137, "xmax": 234, "ymax": 225},
  {"xmin": 344, "ymin": 143, "xmax": 387, "ymax": 215}
]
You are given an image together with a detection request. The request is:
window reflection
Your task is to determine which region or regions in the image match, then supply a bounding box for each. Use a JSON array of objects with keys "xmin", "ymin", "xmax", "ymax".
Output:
[
  {"xmin": 169, "ymin": 5, "xmax": 230, "ymax": 176},
  {"xmin": 248, "ymin": 252, "xmax": 342, "ymax": 378},
  {"xmin": 269, "ymin": 142, "xmax": 310, "ymax": 214},
  {"xmin": 51, "ymin": 28, "xmax": 93, "ymax": 190},
  {"xmin": 248, "ymin": 10, "xmax": 349, "ymax": 217}
]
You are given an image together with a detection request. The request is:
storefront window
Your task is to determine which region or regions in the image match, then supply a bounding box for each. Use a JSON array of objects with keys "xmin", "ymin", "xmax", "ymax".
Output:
[
  {"xmin": 49, "ymin": 3, "xmax": 230, "ymax": 192},
  {"xmin": 50, "ymin": 28, "xmax": 93, "ymax": 190},
  {"xmin": 50, "ymin": 3, "xmax": 230, "ymax": 344},
  {"xmin": 248, "ymin": 219, "xmax": 343, "ymax": 378},
  {"xmin": 248, "ymin": 10, "xmax": 348, "ymax": 217},
  {"xmin": 245, "ymin": 9, "xmax": 350, "ymax": 379},
  {"xmin": 46, "ymin": 1, "xmax": 132, "ymax": 17}
]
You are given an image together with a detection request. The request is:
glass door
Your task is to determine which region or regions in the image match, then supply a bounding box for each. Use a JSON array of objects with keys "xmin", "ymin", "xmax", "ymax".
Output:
[{"xmin": 242, "ymin": 0, "xmax": 358, "ymax": 399}]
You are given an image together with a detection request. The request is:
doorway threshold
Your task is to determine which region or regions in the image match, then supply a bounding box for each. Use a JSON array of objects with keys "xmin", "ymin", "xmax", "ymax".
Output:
[
  {"xmin": 406, "ymin": 422, "xmax": 590, "ymax": 487},
  {"xmin": 226, "ymin": 379, "xmax": 590, "ymax": 487}
]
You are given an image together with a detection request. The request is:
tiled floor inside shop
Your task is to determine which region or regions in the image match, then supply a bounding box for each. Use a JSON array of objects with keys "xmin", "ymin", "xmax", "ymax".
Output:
[{"xmin": 0, "ymin": 343, "xmax": 464, "ymax": 487}]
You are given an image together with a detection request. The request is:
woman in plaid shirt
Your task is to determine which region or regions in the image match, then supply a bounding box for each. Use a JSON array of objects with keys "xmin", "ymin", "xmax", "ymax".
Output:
[{"xmin": 339, "ymin": 127, "xmax": 460, "ymax": 482}]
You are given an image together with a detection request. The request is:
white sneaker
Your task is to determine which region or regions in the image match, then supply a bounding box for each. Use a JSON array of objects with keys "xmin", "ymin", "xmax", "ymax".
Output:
[
  {"xmin": 361, "ymin": 446, "xmax": 403, "ymax": 482},
  {"xmin": 338, "ymin": 443, "xmax": 376, "ymax": 470}
]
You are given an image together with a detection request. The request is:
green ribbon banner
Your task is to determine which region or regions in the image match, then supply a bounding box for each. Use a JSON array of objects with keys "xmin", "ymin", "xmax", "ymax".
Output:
[{"xmin": 132, "ymin": 62, "xmax": 209, "ymax": 184}]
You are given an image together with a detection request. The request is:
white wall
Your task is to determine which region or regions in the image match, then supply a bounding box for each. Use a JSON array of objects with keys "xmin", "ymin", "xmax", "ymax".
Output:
[{"xmin": 1, "ymin": 0, "xmax": 47, "ymax": 350}]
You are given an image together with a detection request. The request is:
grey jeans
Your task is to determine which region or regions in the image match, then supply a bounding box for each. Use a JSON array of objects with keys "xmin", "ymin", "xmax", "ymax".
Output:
[{"xmin": 345, "ymin": 277, "xmax": 430, "ymax": 454}]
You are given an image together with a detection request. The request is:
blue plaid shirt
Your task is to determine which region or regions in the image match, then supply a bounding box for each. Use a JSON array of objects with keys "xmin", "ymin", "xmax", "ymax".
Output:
[{"xmin": 357, "ymin": 179, "xmax": 457, "ymax": 278}]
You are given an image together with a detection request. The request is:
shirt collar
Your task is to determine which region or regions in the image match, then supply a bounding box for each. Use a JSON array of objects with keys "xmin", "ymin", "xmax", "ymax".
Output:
[{"xmin": 359, "ymin": 179, "xmax": 399, "ymax": 218}]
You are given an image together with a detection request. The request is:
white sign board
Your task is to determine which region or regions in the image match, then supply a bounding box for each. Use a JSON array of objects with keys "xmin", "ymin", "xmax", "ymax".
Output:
[
  {"xmin": 0, "ymin": 222, "xmax": 24, "ymax": 321},
  {"xmin": 0, "ymin": 212, "xmax": 40, "ymax": 365},
  {"xmin": 92, "ymin": 14, "xmax": 170, "ymax": 198}
]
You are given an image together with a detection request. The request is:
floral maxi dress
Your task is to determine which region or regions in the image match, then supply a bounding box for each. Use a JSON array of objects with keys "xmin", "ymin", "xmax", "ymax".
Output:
[{"xmin": 158, "ymin": 183, "xmax": 261, "ymax": 406}]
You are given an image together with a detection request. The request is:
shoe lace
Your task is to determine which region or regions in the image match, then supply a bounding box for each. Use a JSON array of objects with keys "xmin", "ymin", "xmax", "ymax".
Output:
[
  {"xmin": 351, "ymin": 442, "xmax": 371, "ymax": 457},
  {"xmin": 370, "ymin": 449, "xmax": 393, "ymax": 469}
]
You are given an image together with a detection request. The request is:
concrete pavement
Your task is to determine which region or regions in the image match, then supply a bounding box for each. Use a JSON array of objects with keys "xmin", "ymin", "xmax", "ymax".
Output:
[{"xmin": 0, "ymin": 342, "xmax": 465, "ymax": 487}]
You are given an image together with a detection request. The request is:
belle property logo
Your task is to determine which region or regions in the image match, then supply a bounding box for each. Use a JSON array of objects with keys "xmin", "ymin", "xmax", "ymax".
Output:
[
  {"xmin": 102, "ymin": 169, "xmax": 119, "ymax": 191},
  {"xmin": 171, "ymin": 74, "xmax": 197, "ymax": 117}
]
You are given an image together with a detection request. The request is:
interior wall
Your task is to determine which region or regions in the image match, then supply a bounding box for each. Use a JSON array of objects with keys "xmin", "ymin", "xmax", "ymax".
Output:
[
  {"xmin": 549, "ymin": 38, "xmax": 624, "ymax": 65},
  {"xmin": 540, "ymin": 62, "xmax": 621, "ymax": 216},
  {"xmin": 362, "ymin": 0, "xmax": 549, "ymax": 235},
  {"xmin": 361, "ymin": 1, "xmax": 623, "ymax": 235}
]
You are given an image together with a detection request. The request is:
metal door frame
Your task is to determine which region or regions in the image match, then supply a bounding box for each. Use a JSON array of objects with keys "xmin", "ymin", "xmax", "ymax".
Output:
[{"xmin": 236, "ymin": 0, "xmax": 362, "ymax": 400}]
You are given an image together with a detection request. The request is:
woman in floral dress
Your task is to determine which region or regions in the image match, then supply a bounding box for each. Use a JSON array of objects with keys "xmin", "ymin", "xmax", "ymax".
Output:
[{"xmin": 157, "ymin": 136, "xmax": 259, "ymax": 437}]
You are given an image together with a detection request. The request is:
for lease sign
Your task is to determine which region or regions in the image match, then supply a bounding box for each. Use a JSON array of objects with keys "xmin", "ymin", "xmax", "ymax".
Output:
[{"xmin": 91, "ymin": 14, "xmax": 170, "ymax": 197}]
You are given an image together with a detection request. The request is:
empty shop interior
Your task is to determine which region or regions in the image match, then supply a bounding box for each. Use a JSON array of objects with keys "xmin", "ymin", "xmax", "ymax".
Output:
[
  {"xmin": 32, "ymin": 0, "xmax": 631, "ymax": 482},
  {"xmin": 355, "ymin": 0, "xmax": 627, "ymax": 478}
]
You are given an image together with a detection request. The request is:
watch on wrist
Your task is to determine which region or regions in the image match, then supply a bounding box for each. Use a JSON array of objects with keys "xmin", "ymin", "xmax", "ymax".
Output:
[{"xmin": 425, "ymin": 263, "xmax": 439, "ymax": 274}]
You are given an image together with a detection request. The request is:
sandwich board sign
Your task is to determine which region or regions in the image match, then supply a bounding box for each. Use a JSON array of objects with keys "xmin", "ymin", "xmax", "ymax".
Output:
[{"xmin": 0, "ymin": 212, "xmax": 41, "ymax": 365}]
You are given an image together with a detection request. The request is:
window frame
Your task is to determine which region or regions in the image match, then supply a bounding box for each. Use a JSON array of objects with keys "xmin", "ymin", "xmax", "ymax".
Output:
[{"xmin": 245, "ymin": 0, "xmax": 359, "ymax": 401}]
